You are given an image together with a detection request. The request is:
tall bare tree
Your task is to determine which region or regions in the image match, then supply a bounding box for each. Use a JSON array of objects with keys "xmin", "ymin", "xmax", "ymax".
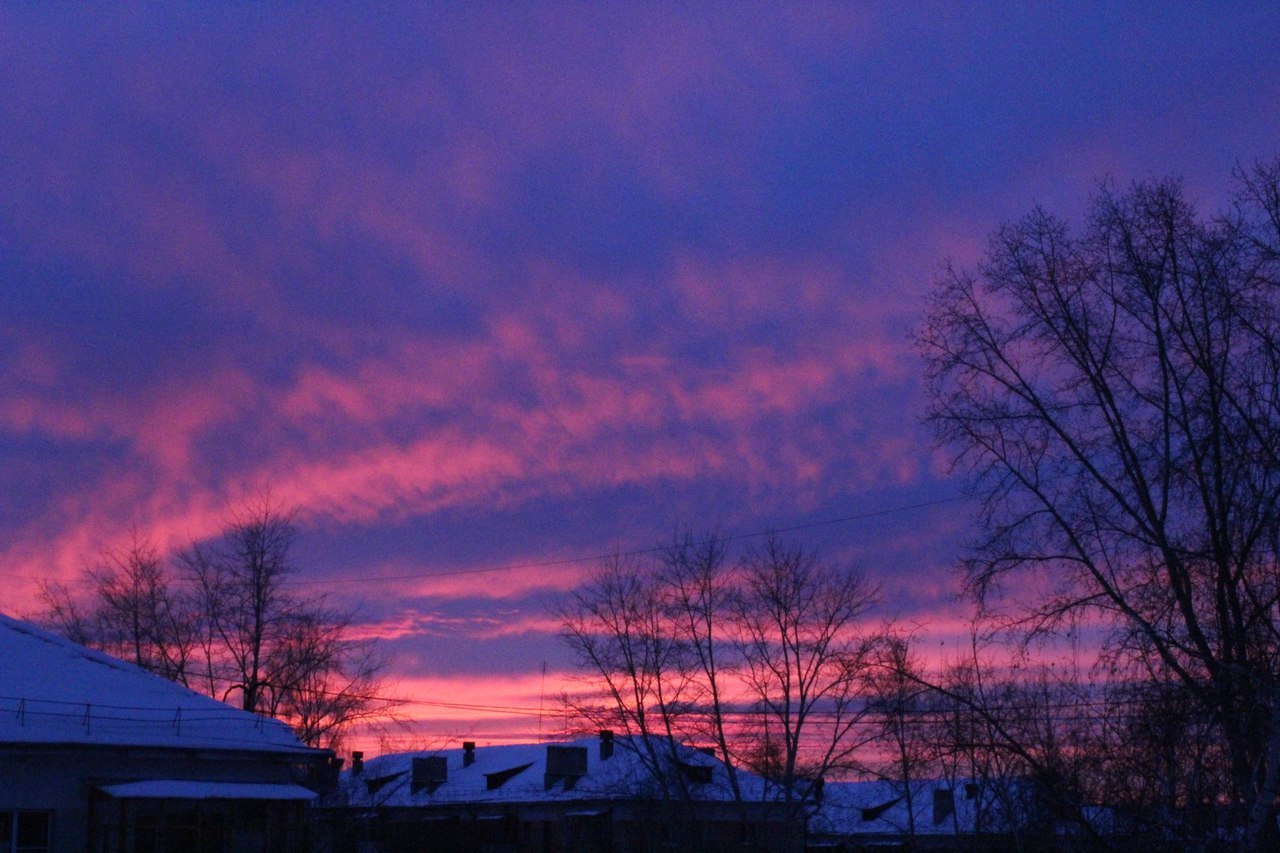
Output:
[
  {"xmin": 919, "ymin": 160, "xmax": 1280, "ymax": 850},
  {"xmin": 732, "ymin": 535, "xmax": 878, "ymax": 821},
  {"xmin": 867, "ymin": 634, "xmax": 933, "ymax": 842},
  {"xmin": 559, "ymin": 553, "xmax": 698, "ymax": 803},
  {"xmin": 660, "ymin": 531, "xmax": 745, "ymax": 802},
  {"xmin": 561, "ymin": 531, "xmax": 879, "ymax": 839},
  {"xmin": 182, "ymin": 501, "xmax": 299, "ymax": 713}
]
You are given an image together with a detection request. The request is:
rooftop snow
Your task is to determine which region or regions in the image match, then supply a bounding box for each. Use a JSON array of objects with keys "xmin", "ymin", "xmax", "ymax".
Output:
[
  {"xmin": 99, "ymin": 781, "xmax": 317, "ymax": 800},
  {"xmin": 0, "ymin": 612, "xmax": 314, "ymax": 754},
  {"xmin": 339, "ymin": 736, "xmax": 771, "ymax": 807}
]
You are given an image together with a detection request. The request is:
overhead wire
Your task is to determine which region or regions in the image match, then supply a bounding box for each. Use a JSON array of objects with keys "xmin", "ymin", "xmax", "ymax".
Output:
[
  {"xmin": 0, "ymin": 492, "xmax": 968, "ymax": 589},
  {"xmin": 286, "ymin": 493, "xmax": 970, "ymax": 587}
]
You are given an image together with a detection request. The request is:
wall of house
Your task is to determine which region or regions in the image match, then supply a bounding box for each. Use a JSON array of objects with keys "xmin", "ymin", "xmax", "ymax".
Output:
[
  {"xmin": 0, "ymin": 744, "xmax": 319, "ymax": 852},
  {"xmin": 315, "ymin": 799, "xmax": 803, "ymax": 853}
]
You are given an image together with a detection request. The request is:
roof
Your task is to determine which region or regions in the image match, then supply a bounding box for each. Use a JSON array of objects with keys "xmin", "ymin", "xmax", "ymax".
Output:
[
  {"xmin": 0, "ymin": 612, "xmax": 315, "ymax": 754},
  {"xmin": 339, "ymin": 735, "xmax": 772, "ymax": 808},
  {"xmin": 809, "ymin": 777, "xmax": 1030, "ymax": 838},
  {"xmin": 810, "ymin": 777, "xmax": 1124, "ymax": 841},
  {"xmin": 99, "ymin": 781, "xmax": 317, "ymax": 801}
]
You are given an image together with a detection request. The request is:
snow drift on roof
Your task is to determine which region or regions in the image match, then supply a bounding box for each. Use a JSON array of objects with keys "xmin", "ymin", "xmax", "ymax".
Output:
[
  {"xmin": 0, "ymin": 612, "xmax": 313, "ymax": 754},
  {"xmin": 99, "ymin": 781, "xmax": 317, "ymax": 801}
]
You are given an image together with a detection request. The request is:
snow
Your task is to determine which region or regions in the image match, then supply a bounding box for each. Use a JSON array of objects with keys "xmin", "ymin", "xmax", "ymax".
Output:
[
  {"xmin": 340, "ymin": 735, "xmax": 771, "ymax": 807},
  {"xmin": 98, "ymin": 781, "xmax": 317, "ymax": 801},
  {"xmin": 0, "ymin": 612, "xmax": 313, "ymax": 754},
  {"xmin": 809, "ymin": 777, "xmax": 1023, "ymax": 838}
]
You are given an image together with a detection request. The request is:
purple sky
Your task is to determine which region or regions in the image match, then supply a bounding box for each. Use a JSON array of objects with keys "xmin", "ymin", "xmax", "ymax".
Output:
[{"xmin": 2, "ymin": 4, "xmax": 1279, "ymax": 748}]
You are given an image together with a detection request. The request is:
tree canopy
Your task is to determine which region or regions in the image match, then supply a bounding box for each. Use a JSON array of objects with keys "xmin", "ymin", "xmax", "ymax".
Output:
[{"xmin": 919, "ymin": 160, "xmax": 1280, "ymax": 850}]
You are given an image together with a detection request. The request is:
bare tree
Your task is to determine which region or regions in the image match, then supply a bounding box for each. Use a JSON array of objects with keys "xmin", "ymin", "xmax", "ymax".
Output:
[
  {"xmin": 91, "ymin": 531, "xmax": 196, "ymax": 683},
  {"xmin": 182, "ymin": 500, "xmax": 298, "ymax": 713},
  {"xmin": 919, "ymin": 160, "xmax": 1280, "ymax": 850},
  {"xmin": 39, "ymin": 498, "xmax": 395, "ymax": 750},
  {"xmin": 660, "ymin": 531, "xmax": 745, "ymax": 800},
  {"xmin": 1096, "ymin": 677, "xmax": 1226, "ymax": 844},
  {"xmin": 270, "ymin": 608, "xmax": 393, "ymax": 753},
  {"xmin": 560, "ymin": 532, "xmax": 881, "ymax": 847},
  {"xmin": 558, "ymin": 553, "xmax": 698, "ymax": 802},
  {"xmin": 37, "ymin": 579, "xmax": 96, "ymax": 647},
  {"xmin": 39, "ymin": 531, "xmax": 195, "ymax": 683},
  {"xmin": 867, "ymin": 634, "xmax": 934, "ymax": 843},
  {"xmin": 890, "ymin": 634, "xmax": 1110, "ymax": 849},
  {"xmin": 731, "ymin": 535, "xmax": 879, "ymax": 822},
  {"xmin": 179, "ymin": 498, "xmax": 395, "ymax": 749},
  {"xmin": 559, "ymin": 552, "xmax": 735, "ymax": 852}
]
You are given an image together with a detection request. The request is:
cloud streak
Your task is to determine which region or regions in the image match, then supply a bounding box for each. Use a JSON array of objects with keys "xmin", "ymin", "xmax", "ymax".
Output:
[{"xmin": 2, "ymin": 4, "xmax": 1279, "ymax": 750}]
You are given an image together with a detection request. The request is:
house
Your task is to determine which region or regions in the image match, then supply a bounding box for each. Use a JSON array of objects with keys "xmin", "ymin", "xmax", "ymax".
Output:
[
  {"xmin": 316, "ymin": 732, "xmax": 804, "ymax": 853},
  {"xmin": 0, "ymin": 612, "xmax": 332, "ymax": 853},
  {"xmin": 807, "ymin": 776, "xmax": 1115, "ymax": 852}
]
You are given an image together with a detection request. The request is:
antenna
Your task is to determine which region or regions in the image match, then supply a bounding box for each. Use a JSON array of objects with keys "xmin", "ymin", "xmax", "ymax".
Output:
[{"xmin": 538, "ymin": 661, "xmax": 547, "ymax": 741}]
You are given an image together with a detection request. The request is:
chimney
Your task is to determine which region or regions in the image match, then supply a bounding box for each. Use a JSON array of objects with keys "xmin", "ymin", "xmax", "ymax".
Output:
[
  {"xmin": 933, "ymin": 788, "xmax": 955, "ymax": 825},
  {"xmin": 351, "ymin": 751, "xmax": 364, "ymax": 776},
  {"xmin": 599, "ymin": 730, "xmax": 614, "ymax": 760},
  {"xmin": 463, "ymin": 742, "xmax": 476, "ymax": 767},
  {"xmin": 321, "ymin": 755, "xmax": 344, "ymax": 791}
]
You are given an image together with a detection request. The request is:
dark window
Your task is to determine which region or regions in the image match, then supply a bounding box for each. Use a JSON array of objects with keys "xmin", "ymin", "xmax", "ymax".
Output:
[{"xmin": 1, "ymin": 811, "xmax": 52, "ymax": 853}]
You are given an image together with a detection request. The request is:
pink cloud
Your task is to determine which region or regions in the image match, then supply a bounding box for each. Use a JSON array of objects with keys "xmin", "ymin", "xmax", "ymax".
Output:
[
  {"xmin": 1, "ymin": 244, "xmax": 935, "ymax": 597},
  {"xmin": 352, "ymin": 610, "xmax": 562, "ymax": 644}
]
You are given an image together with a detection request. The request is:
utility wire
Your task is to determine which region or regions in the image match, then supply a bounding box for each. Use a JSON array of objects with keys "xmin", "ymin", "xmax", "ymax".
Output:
[
  {"xmin": 0, "ymin": 687, "xmax": 1191, "ymax": 729},
  {"xmin": 0, "ymin": 493, "xmax": 966, "ymax": 589},
  {"xmin": 285, "ymin": 493, "xmax": 968, "ymax": 587}
]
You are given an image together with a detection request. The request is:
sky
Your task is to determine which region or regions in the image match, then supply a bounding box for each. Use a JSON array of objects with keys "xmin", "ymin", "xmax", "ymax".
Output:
[{"xmin": 2, "ymin": 3, "xmax": 1279, "ymax": 753}]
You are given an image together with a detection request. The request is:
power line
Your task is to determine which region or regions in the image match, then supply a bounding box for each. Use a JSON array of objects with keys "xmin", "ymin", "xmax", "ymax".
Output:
[
  {"xmin": 0, "ymin": 492, "xmax": 966, "ymax": 589},
  {"xmin": 284, "ymin": 493, "xmax": 968, "ymax": 588}
]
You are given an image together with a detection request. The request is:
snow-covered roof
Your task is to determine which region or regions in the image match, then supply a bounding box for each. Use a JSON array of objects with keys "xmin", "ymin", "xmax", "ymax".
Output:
[
  {"xmin": 810, "ymin": 777, "xmax": 1123, "ymax": 841},
  {"xmin": 99, "ymin": 781, "xmax": 317, "ymax": 801},
  {"xmin": 809, "ymin": 777, "xmax": 1028, "ymax": 838},
  {"xmin": 339, "ymin": 735, "xmax": 771, "ymax": 808},
  {"xmin": 0, "ymin": 612, "xmax": 314, "ymax": 754}
]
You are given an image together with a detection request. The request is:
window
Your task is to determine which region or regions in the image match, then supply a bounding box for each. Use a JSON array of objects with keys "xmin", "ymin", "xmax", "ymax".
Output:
[
  {"xmin": 120, "ymin": 804, "xmax": 227, "ymax": 853},
  {"xmin": 0, "ymin": 811, "xmax": 52, "ymax": 853}
]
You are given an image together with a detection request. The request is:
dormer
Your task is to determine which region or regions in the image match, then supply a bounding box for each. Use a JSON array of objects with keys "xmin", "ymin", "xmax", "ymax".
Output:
[
  {"xmin": 411, "ymin": 756, "xmax": 447, "ymax": 794},
  {"xmin": 544, "ymin": 745, "xmax": 588, "ymax": 790}
]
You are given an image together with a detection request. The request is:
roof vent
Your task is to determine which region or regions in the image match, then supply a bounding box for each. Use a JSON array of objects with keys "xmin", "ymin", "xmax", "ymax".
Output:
[
  {"xmin": 545, "ymin": 745, "xmax": 588, "ymax": 790},
  {"xmin": 365, "ymin": 771, "xmax": 405, "ymax": 796},
  {"xmin": 411, "ymin": 756, "xmax": 448, "ymax": 794},
  {"xmin": 485, "ymin": 762, "xmax": 534, "ymax": 790},
  {"xmin": 351, "ymin": 751, "xmax": 364, "ymax": 776},
  {"xmin": 599, "ymin": 730, "xmax": 614, "ymax": 760},
  {"xmin": 463, "ymin": 742, "xmax": 476, "ymax": 767},
  {"xmin": 678, "ymin": 761, "xmax": 713, "ymax": 785},
  {"xmin": 861, "ymin": 796, "xmax": 903, "ymax": 822}
]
